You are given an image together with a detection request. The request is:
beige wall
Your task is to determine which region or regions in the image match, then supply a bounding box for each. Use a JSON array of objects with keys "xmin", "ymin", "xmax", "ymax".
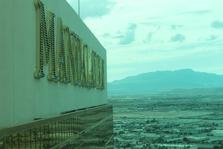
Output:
[{"xmin": 0, "ymin": 0, "xmax": 107, "ymax": 129}]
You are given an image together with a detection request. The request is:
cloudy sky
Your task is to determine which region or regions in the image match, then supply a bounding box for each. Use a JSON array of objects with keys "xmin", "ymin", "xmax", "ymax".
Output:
[{"xmin": 66, "ymin": 0, "xmax": 223, "ymax": 82}]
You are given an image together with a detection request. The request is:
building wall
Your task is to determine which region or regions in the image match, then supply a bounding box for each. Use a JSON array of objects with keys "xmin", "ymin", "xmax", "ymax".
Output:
[{"xmin": 0, "ymin": 0, "xmax": 107, "ymax": 129}]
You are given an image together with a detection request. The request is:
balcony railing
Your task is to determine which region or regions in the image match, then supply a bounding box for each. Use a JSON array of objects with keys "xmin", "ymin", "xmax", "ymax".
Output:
[{"xmin": 0, "ymin": 104, "xmax": 113, "ymax": 149}]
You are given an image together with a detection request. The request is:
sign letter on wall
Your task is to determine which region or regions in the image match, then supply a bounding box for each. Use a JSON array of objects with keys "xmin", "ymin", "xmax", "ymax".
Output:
[{"xmin": 33, "ymin": 0, "xmax": 105, "ymax": 90}]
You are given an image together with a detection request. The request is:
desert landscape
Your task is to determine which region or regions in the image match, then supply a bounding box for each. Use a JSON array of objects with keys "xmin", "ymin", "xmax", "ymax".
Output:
[{"xmin": 110, "ymin": 93, "xmax": 223, "ymax": 148}]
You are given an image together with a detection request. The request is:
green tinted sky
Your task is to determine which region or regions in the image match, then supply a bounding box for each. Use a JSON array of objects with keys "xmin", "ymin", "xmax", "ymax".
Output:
[{"xmin": 67, "ymin": 0, "xmax": 223, "ymax": 82}]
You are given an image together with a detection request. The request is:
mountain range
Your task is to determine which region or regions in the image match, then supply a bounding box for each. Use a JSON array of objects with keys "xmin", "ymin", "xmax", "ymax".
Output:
[{"xmin": 108, "ymin": 69, "xmax": 223, "ymax": 96}]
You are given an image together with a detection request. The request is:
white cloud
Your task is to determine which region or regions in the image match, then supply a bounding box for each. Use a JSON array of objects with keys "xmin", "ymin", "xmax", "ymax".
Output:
[
  {"xmin": 66, "ymin": 0, "xmax": 114, "ymax": 18},
  {"xmin": 67, "ymin": 0, "xmax": 223, "ymax": 82}
]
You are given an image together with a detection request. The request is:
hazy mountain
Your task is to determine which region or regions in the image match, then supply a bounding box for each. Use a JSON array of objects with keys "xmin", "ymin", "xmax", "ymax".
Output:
[{"xmin": 108, "ymin": 69, "xmax": 223, "ymax": 96}]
